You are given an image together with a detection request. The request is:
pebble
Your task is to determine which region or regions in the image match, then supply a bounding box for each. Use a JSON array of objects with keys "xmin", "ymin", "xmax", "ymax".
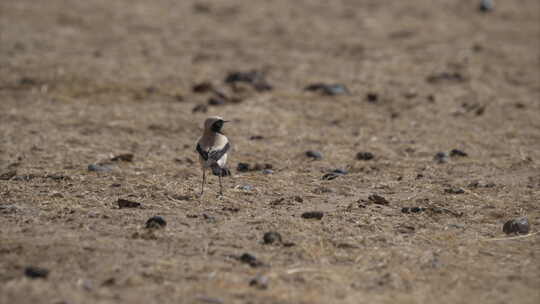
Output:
[
  {"xmin": 237, "ymin": 185, "xmax": 253, "ymax": 191},
  {"xmin": 444, "ymin": 188, "xmax": 465, "ymax": 194},
  {"xmin": 450, "ymin": 149, "xmax": 468, "ymax": 157},
  {"xmin": 356, "ymin": 152, "xmax": 374, "ymax": 160},
  {"xmin": 208, "ymin": 96, "xmax": 226, "ymax": 106},
  {"xmin": 111, "ymin": 153, "xmax": 134, "ymax": 162},
  {"xmin": 117, "ymin": 198, "xmax": 141, "ymax": 209},
  {"xmin": 88, "ymin": 163, "xmax": 113, "ymax": 172},
  {"xmin": 301, "ymin": 211, "xmax": 324, "ymax": 220},
  {"xmin": 401, "ymin": 207, "xmax": 426, "ymax": 214},
  {"xmin": 305, "ymin": 150, "xmax": 323, "ymax": 160},
  {"xmin": 263, "ymin": 231, "xmax": 282, "ymax": 245},
  {"xmin": 262, "ymin": 169, "xmax": 274, "ymax": 175},
  {"xmin": 304, "ymin": 83, "xmax": 350, "ymax": 96},
  {"xmin": 225, "ymin": 70, "xmax": 272, "ymax": 92},
  {"xmin": 249, "ymin": 135, "xmax": 264, "ymax": 140},
  {"xmin": 433, "ymin": 152, "xmax": 449, "ymax": 164},
  {"xmin": 249, "ymin": 274, "xmax": 269, "ymax": 289},
  {"xmin": 237, "ymin": 163, "xmax": 250, "ymax": 172},
  {"xmin": 192, "ymin": 104, "xmax": 208, "ymax": 113},
  {"xmin": 368, "ymin": 194, "xmax": 389, "ymax": 205},
  {"xmin": 426, "ymin": 72, "xmax": 466, "ymax": 84},
  {"xmin": 145, "ymin": 216, "xmax": 167, "ymax": 229},
  {"xmin": 192, "ymin": 81, "xmax": 214, "ymax": 93},
  {"xmin": 366, "ymin": 93, "xmax": 378, "ymax": 103},
  {"xmin": 239, "ymin": 253, "xmax": 263, "ymax": 267},
  {"xmin": 503, "ymin": 217, "xmax": 530, "ymax": 235},
  {"xmin": 479, "ymin": 0, "xmax": 494, "ymax": 12},
  {"xmin": 0, "ymin": 170, "xmax": 17, "ymax": 180},
  {"xmin": 24, "ymin": 266, "xmax": 49, "ymax": 279}
]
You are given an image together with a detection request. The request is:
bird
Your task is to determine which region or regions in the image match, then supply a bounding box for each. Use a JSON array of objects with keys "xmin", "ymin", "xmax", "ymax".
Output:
[{"xmin": 195, "ymin": 116, "xmax": 231, "ymax": 196}]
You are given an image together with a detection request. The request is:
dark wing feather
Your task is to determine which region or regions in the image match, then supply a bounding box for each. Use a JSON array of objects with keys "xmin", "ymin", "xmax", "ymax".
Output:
[
  {"xmin": 208, "ymin": 142, "xmax": 230, "ymax": 162},
  {"xmin": 196, "ymin": 143, "xmax": 208, "ymax": 161}
]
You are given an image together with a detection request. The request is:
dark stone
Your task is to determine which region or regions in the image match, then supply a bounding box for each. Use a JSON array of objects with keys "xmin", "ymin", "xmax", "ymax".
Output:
[
  {"xmin": 450, "ymin": 149, "xmax": 468, "ymax": 157},
  {"xmin": 263, "ymin": 231, "xmax": 282, "ymax": 245},
  {"xmin": 237, "ymin": 163, "xmax": 251, "ymax": 172},
  {"xmin": 0, "ymin": 170, "xmax": 17, "ymax": 180},
  {"xmin": 145, "ymin": 86, "xmax": 158, "ymax": 94},
  {"xmin": 192, "ymin": 81, "xmax": 214, "ymax": 93},
  {"xmin": 249, "ymin": 274, "xmax": 269, "ymax": 289},
  {"xmin": 503, "ymin": 217, "xmax": 530, "ymax": 235},
  {"xmin": 192, "ymin": 104, "xmax": 208, "ymax": 113},
  {"xmin": 305, "ymin": 150, "xmax": 323, "ymax": 160},
  {"xmin": 444, "ymin": 188, "xmax": 465, "ymax": 194},
  {"xmin": 434, "ymin": 152, "xmax": 449, "ymax": 164},
  {"xmin": 111, "ymin": 153, "xmax": 134, "ymax": 162},
  {"xmin": 479, "ymin": 0, "xmax": 494, "ymax": 12},
  {"xmin": 24, "ymin": 266, "xmax": 49, "ymax": 279},
  {"xmin": 19, "ymin": 77, "xmax": 38, "ymax": 86},
  {"xmin": 225, "ymin": 70, "xmax": 272, "ymax": 92},
  {"xmin": 208, "ymin": 96, "xmax": 226, "ymax": 106},
  {"xmin": 146, "ymin": 216, "xmax": 167, "ymax": 229},
  {"xmin": 301, "ymin": 211, "xmax": 324, "ymax": 220},
  {"xmin": 356, "ymin": 152, "xmax": 374, "ymax": 160},
  {"xmin": 249, "ymin": 135, "xmax": 264, "ymax": 140},
  {"xmin": 426, "ymin": 72, "xmax": 466, "ymax": 84},
  {"xmin": 239, "ymin": 253, "xmax": 263, "ymax": 267},
  {"xmin": 304, "ymin": 83, "xmax": 349, "ymax": 96},
  {"xmin": 331, "ymin": 168, "xmax": 348, "ymax": 175},
  {"xmin": 88, "ymin": 163, "xmax": 113, "ymax": 172},
  {"xmin": 368, "ymin": 194, "xmax": 389, "ymax": 205},
  {"xmin": 366, "ymin": 93, "xmax": 378, "ymax": 103},
  {"xmin": 117, "ymin": 198, "xmax": 141, "ymax": 209},
  {"xmin": 402, "ymin": 207, "xmax": 426, "ymax": 214}
]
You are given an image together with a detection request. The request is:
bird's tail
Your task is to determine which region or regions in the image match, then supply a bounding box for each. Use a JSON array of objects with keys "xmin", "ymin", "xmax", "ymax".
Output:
[{"xmin": 211, "ymin": 165, "xmax": 231, "ymax": 177}]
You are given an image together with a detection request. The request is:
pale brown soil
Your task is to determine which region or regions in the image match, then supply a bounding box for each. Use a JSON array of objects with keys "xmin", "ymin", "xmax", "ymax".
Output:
[{"xmin": 1, "ymin": 1, "xmax": 540, "ymax": 303}]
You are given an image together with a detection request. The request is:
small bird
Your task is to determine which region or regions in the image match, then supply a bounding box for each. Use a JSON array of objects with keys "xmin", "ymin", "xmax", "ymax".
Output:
[{"xmin": 196, "ymin": 116, "xmax": 231, "ymax": 196}]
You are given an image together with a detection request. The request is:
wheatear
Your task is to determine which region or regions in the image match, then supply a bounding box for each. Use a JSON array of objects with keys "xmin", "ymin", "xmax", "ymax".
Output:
[{"xmin": 196, "ymin": 116, "xmax": 231, "ymax": 196}]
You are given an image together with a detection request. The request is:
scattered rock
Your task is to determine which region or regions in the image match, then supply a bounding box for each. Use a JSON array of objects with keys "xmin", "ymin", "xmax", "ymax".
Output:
[
  {"xmin": 305, "ymin": 150, "xmax": 323, "ymax": 160},
  {"xmin": 467, "ymin": 181, "xmax": 496, "ymax": 188},
  {"xmin": 117, "ymin": 198, "xmax": 141, "ymax": 209},
  {"xmin": 101, "ymin": 278, "xmax": 116, "ymax": 286},
  {"xmin": 88, "ymin": 163, "xmax": 114, "ymax": 172},
  {"xmin": 366, "ymin": 93, "xmax": 378, "ymax": 103},
  {"xmin": 237, "ymin": 163, "xmax": 250, "ymax": 172},
  {"xmin": 0, "ymin": 204, "xmax": 19, "ymax": 214},
  {"xmin": 426, "ymin": 72, "xmax": 466, "ymax": 84},
  {"xmin": 202, "ymin": 213, "xmax": 216, "ymax": 223},
  {"xmin": 146, "ymin": 216, "xmax": 167, "ymax": 229},
  {"xmin": 479, "ymin": 0, "xmax": 494, "ymax": 12},
  {"xmin": 368, "ymin": 194, "xmax": 389, "ymax": 205},
  {"xmin": 192, "ymin": 104, "xmax": 208, "ymax": 113},
  {"xmin": 356, "ymin": 152, "xmax": 374, "ymax": 160},
  {"xmin": 192, "ymin": 81, "xmax": 214, "ymax": 93},
  {"xmin": 111, "ymin": 153, "xmax": 134, "ymax": 162},
  {"xmin": 249, "ymin": 274, "xmax": 269, "ymax": 289},
  {"xmin": 401, "ymin": 207, "xmax": 427, "ymax": 214},
  {"xmin": 294, "ymin": 196, "xmax": 304, "ymax": 203},
  {"xmin": 322, "ymin": 169, "xmax": 348, "ymax": 180},
  {"xmin": 301, "ymin": 211, "xmax": 324, "ymax": 220},
  {"xmin": 304, "ymin": 83, "xmax": 349, "ymax": 96},
  {"xmin": 262, "ymin": 169, "xmax": 274, "ymax": 175},
  {"xmin": 249, "ymin": 135, "xmax": 264, "ymax": 140},
  {"xmin": 24, "ymin": 266, "xmax": 49, "ymax": 279},
  {"xmin": 503, "ymin": 217, "xmax": 530, "ymax": 235},
  {"xmin": 239, "ymin": 253, "xmax": 263, "ymax": 267},
  {"xmin": 450, "ymin": 149, "xmax": 468, "ymax": 157},
  {"xmin": 434, "ymin": 152, "xmax": 449, "ymax": 164},
  {"xmin": 236, "ymin": 185, "xmax": 253, "ymax": 191},
  {"xmin": 0, "ymin": 170, "xmax": 17, "ymax": 180},
  {"xmin": 263, "ymin": 231, "xmax": 282, "ymax": 245},
  {"xmin": 195, "ymin": 296, "xmax": 224, "ymax": 304},
  {"xmin": 208, "ymin": 96, "xmax": 226, "ymax": 106},
  {"xmin": 444, "ymin": 187, "xmax": 465, "ymax": 194},
  {"xmin": 225, "ymin": 70, "xmax": 272, "ymax": 92}
]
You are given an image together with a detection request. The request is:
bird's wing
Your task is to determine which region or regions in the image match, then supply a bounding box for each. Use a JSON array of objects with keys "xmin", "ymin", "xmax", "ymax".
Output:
[
  {"xmin": 208, "ymin": 142, "xmax": 230, "ymax": 162},
  {"xmin": 196, "ymin": 143, "xmax": 209, "ymax": 161}
]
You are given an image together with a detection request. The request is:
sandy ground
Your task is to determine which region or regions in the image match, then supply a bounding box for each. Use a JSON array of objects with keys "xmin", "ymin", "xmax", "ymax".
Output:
[{"xmin": 1, "ymin": 0, "xmax": 540, "ymax": 303}]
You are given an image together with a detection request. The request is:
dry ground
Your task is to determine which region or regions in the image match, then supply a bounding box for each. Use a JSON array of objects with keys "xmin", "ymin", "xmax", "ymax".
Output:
[{"xmin": 1, "ymin": 0, "xmax": 540, "ymax": 303}]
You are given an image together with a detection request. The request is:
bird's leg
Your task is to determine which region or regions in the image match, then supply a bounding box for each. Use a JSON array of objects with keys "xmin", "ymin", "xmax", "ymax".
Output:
[
  {"xmin": 218, "ymin": 172, "xmax": 223, "ymax": 196},
  {"xmin": 200, "ymin": 168, "xmax": 206, "ymax": 196}
]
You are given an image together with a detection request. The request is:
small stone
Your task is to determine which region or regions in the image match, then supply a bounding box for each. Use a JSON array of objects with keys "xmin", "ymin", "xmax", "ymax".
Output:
[
  {"xmin": 111, "ymin": 153, "xmax": 134, "ymax": 162},
  {"xmin": 263, "ymin": 231, "xmax": 282, "ymax": 245},
  {"xmin": 237, "ymin": 185, "xmax": 253, "ymax": 191},
  {"xmin": 192, "ymin": 81, "xmax": 214, "ymax": 93},
  {"xmin": 262, "ymin": 169, "xmax": 274, "ymax": 175},
  {"xmin": 368, "ymin": 194, "xmax": 389, "ymax": 205},
  {"xmin": 88, "ymin": 163, "xmax": 114, "ymax": 172},
  {"xmin": 301, "ymin": 211, "xmax": 324, "ymax": 220},
  {"xmin": 225, "ymin": 70, "xmax": 272, "ymax": 92},
  {"xmin": 117, "ymin": 198, "xmax": 141, "ymax": 208},
  {"xmin": 294, "ymin": 196, "xmax": 304, "ymax": 203},
  {"xmin": 450, "ymin": 149, "xmax": 468, "ymax": 157},
  {"xmin": 503, "ymin": 217, "xmax": 530, "ymax": 235},
  {"xmin": 237, "ymin": 163, "xmax": 251, "ymax": 172},
  {"xmin": 356, "ymin": 152, "xmax": 374, "ymax": 160},
  {"xmin": 426, "ymin": 72, "xmax": 466, "ymax": 84},
  {"xmin": 366, "ymin": 93, "xmax": 378, "ymax": 103},
  {"xmin": 25, "ymin": 266, "xmax": 49, "ymax": 279},
  {"xmin": 304, "ymin": 83, "xmax": 349, "ymax": 96},
  {"xmin": 402, "ymin": 207, "xmax": 426, "ymax": 214},
  {"xmin": 239, "ymin": 253, "xmax": 263, "ymax": 267},
  {"xmin": 331, "ymin": 168, "xmax": 348, "ymax": 175},
  {"xmin": 305, "ymin": 150, "xmax": 323, "ymax": 160},
  {"xmin": 192, "ymin": 104, "xmax": 208, "ymax": 113},
  {"xmin": 249, "ymin": 274, "xmax": 269, "ymax": 289},
  {"xmin": 249, "ymin": 135, "xmax": 264, "ymax": 140},
  {"xmin": 444, "ymin": 188, "xmax": 465, "ymax": 194},
  {"xmin": 0, "ymin": 170, "xmax": 17, "ymax": 180},
  {"xmin": 434, "ymin": 152, "xmax": 449, "ymax": 164},
  {"xmin": 479, "ymin": 0, "xmax": 494, "ymax": 12},
  {"xmin": 208, "ymin": 96, "xmax": 226, "ymax": 106},
  {"xmin": 146, "ymin": 216, "xmax": 166, "ymax": 229}
]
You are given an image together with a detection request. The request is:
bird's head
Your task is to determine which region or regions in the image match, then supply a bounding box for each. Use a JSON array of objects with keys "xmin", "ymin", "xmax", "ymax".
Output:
[{"xmin": 204, "ymin": 116, "xmax": 229, "ymax": 134}]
